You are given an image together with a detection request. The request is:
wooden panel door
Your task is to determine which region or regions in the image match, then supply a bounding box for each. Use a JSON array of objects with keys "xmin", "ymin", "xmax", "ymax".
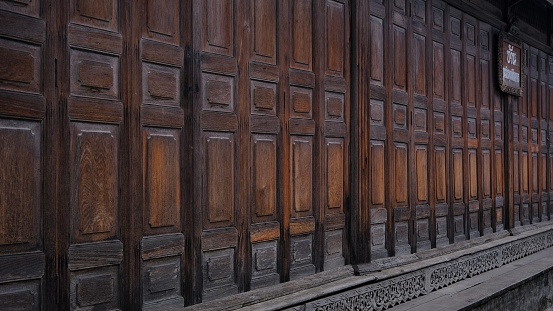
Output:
[
  {"xmin": 430, "ymin": 0, "xmax": 450, "ymax": 247},
  {"xmin": 390, "ymin": 0, "xmax": 412, "ymax": 256},
  {"xmin": 448, "ymin": 6, "xmax": 467, "ymax": 242},
  {"xmin": 194, "ymin": 0, "xmax": 243, "ymax": 301},
  {"xmin": 63, "ymin": 1, "xmax": 126, "ymax": 309},
  {"xmin": 138, "ymin": 0, "xmax": 188, "ymax": 308},
  {"xmin": 0, "ymin": 1, "xmax": 55, "ymax": 310},
  {"xmin": 411, "ymin": 0, "xmax": 431, "ymax": 252},
  {"xmin": 193, "ymin": 0, "xmax": 349, "ymax": 301}
]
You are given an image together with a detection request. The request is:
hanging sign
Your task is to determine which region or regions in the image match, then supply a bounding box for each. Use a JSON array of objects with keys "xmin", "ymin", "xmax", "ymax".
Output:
[{"xmin": 498, "ymin": 33, "xmax": 525, "ymax": 96}]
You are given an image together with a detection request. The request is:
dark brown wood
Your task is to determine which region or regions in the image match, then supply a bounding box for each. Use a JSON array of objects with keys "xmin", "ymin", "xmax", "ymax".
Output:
[{"xmin": 1, "ymin": 0, "xmax": 553, "ymax": 309}]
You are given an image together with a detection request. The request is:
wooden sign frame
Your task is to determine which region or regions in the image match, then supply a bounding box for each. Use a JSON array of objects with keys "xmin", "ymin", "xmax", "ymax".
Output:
[{"xmin": 498, "ymin": 32, "xmax": 525, "ymax": 96}]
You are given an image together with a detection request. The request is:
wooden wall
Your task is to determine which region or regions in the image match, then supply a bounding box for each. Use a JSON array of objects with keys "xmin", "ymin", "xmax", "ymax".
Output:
[
  {"xmin": 351, "ymin": 0, "xmax": 511, "ymax": 261},
  {"xmin": 0, "ymin": 0, "xmax": 551, "ymax": 309},
  {"xmin": 191, "ymin": 0, "xmax": 350, "ymax": 301}
]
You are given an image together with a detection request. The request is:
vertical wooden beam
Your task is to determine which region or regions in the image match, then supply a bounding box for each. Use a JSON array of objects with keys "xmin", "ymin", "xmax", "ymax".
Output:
[{"xmin": 350, "ymin": 0, "xmax": 371, "ymax": 264}]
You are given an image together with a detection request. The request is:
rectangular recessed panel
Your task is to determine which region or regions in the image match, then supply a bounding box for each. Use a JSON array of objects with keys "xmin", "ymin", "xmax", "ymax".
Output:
[
  {"xmin": 71, "ymin": 123, "xmax": 118, "ymax": 243},
  {"xmin": 203, "ymin": 73, "xmax": 234, "ymax": 112},
  {"xmin": 433, "ymin": 7, "xmax": 444, "ymax": 31},
  {"xmin": 452, "ymin": 116, "xmax": 462, "ymax": 137},
  {"xmin": 394, "ymin": 104, "xmax": 407, "ymax": 129},
  {"xmin": 467, "ymin": 54, "xmax": 476, "ymax": 106},
  {"xmin": 253, "ymin": 0, "xmax": 277, "ymax": 64},
  {"xmin": 413, "ymin": 33, "xmax": 426, "ymax": 95},
  {"xmin": 205, "ymin": 132, "xmax": 234, "ymax": 228},
  {"xmin": 76, "ymin": 275, "xmax": 114, "ymax": 307},
  {"xmin": 416, "ymin": 146, "xmax": 428, "ymax": 202},
  {"xmin": 481, "ymin": 120, "xmax": 490, "ymax": 139},
  {"xmin": 70, "ymin": 266, "xmax": 119, "ymax": 310},
  {"xmin": 326, "ymin": 92, "xmax": 344, "ymax": 120},
  {"xmin": 468, "ymin": 118, "xmax": 477, "ymax": 138},
  {"xmin": 326, "ymin": 0, "xmax": 345, "ymax": 76},
  {"xmin": 483, "ymin": 150, "xmax": 491, "ymax": 197},
  {"xmin": 469, "ymin": 149, "xmax": 477, "ymax": 199},
  {"xmin": 143, "ymin": 63, "xmax": 179, "ymax": 103},
  {"xmin": 522, "ymin": 152, "xmax": 528, "ymax": 193},
  {"xmin": 291, "ymin": 0, "xmax": 312, "ymax": 69},
  {"xmin": 451, "ymin": 49, "xmax": 461, "ymax": 103},
  {"xmin": 371, "ymin": 141, "xmax": 385, "ymax": 205},
  {"xmin": 251, "ymin": 240, "xmax": 279, "ymax": 289},
  {"xmin": 453, "ymin": 149, "xmax": 463, "ymax": 201},
  {"xmin": 435, "ymin": 147, "xmax": 446, "ymax": 202},
  {"xmin": 326, "ymin": 138, "xmax": 344, "ymax": 210},
  {"xmin": 393, "ymin": 25, "xmax": 407, "ymax": 90},
  {"xmin": 204, "ymin": 0, "xmax": 233, "ymax": 56},
  {"xmin": 0, "ymin": 281, "xmax": 40, "ymax": 311},
  {"xmin": 144, "ymin": 128, "xmax": 180, "ymax": 233},
  {"xmin": 433, "ymin": 42, "xmax": 444, "ymax": 98},
  {"xmin": 145, "ymin": 0, "xmax": 179, "ymax": 44},
  {"xmin": 291, "ymin": 86, "xmax": 312, "ymax": 117},
  {"xmin": 292, "ymin": 136, "xmax": 313, "ymax": 215},
  {"xmin": 251, "ymin": 80, "xmax": 276, "ymax": 115},
  {"xmin": 370, "ymin": 16, "xmax": 384, "ymax": 84},
  {"xmin": 370, "ymin": 99, "xmax": 384, "ymax": 126},
  {"xmin": 0, "ymin": 39, "xmax": 41, "ymax": 94},
  {"xmin": 72, "ymin": 0, "xmax": 117, "ymax": 31},
  {"xmin": 252, "ymin": 135, "xmax": 277, "ymax": 221},
  {"xmin": 414, "ymin": 108, "xmax": 427, "ymax": 132},
  {"xmin": 434, "ymin": 112, "xmax": 445, "ymax": 133},
  {"xmin": 495, "ymin": 150, "xmax": 504, "ymax": 195},
  {"xmin": 395, "ymin": 143, "xmax": 408, "ymax": 204},
  {"xmin": 70, "ymin": 49, "xmax": 119, "ymax": 100},
  {"xmin": 481, "ymin": 60, "xmax": 489, "ymax": 107},
  {"xmin": 0, "ymin": 119, "xmax": 41, "ymax": 251}
]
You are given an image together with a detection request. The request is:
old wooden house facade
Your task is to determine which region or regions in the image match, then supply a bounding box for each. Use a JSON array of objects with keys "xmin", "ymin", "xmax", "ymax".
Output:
[{"xmin": 0, "ymin": 0, "xmax": 552, "ymax": 309}]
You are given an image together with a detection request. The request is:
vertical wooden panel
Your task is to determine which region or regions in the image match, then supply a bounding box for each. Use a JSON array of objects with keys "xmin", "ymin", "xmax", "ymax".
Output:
[
  {"xmin": 451, "ymin": 50, "xmax": 461, "ymax": 103},
  {"xmin": 291, "ymin": 0, "xmax": 312, "ymax": 70},
  {"xmin": 144, "ymin": 128, "xmax": 181, "ymax": 234},
  {"xmin": 469, "ymin": 150, "xmax": 477, "ymax": 199},
  {"xmin": 252, "ymin": 135, "xmax": 277, "ymax": 221},
  {"xmin": 326, "ymin": 0, "xmax": 345, "ymax": 75},
  {"xmin": 393, "ymin": 26, "xmax": 407, "ymax": 90},
  {"xmin": 466, "ymin": 55, "xmax": 476, "ymax": 107},
  {"xmin": 71, "ymin": 123, "xmax": 118, "ymax": 243},
  {"xmin": 370, "ymin": 16, "xmax": 384, "ymax": 84},
  {"xmin": 416, "ymin": 146, "xmax": 428, "ymax": 201},
  {"xmin": 204, "ymin": 133, "xmax": 235, "ymax": 228},
  {"xmin": 413, "ymin": 34, "xmax": 426, "ymax": 95},
  {"xmin": 291, "ymin": 136, "xmax": 313, "ymax": 216},
  {"xmin": 483, "ymin": 150, "xmax": 491, "ymax": 197},
  {"xmin": 395, "ymin": 144, "xmax": 408, "ymax": 204},
  {"xmin": 453, "ymin": 150, "xmax": 463, "ymax": 201},
  {"xmin": 0, "ymin": 120, "xmax": 41, "ymax": 251},
  {"xmin": 144, "ymin": 0, "xmax": 179, "ymax": 44},
  {"xmin": 327, "ymin": 139, "xmax": 344, "ymax": 211},
  {"xmin": 433, "ymin": 42, "xmax": 445, "ymax": 99},
  {"xmin": 203, "ymin": 0, "xmax": 234, "ymax": 55},
  {"xmin": 435, "ymin": 147, "xmax": 446, "ymax": 203},
  {"xmin": 371, "ymin": 141, "xmax": 385, "ymax": 205},
  {"xmin": 253, "ymin": 0, "xmax": 277, "ymax": 64}
]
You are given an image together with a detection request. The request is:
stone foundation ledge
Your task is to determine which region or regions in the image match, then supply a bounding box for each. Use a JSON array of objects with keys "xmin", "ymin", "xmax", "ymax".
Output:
[{"xmin": 185, "ymin": 221, "xmax": 553, "ymax": 311}]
